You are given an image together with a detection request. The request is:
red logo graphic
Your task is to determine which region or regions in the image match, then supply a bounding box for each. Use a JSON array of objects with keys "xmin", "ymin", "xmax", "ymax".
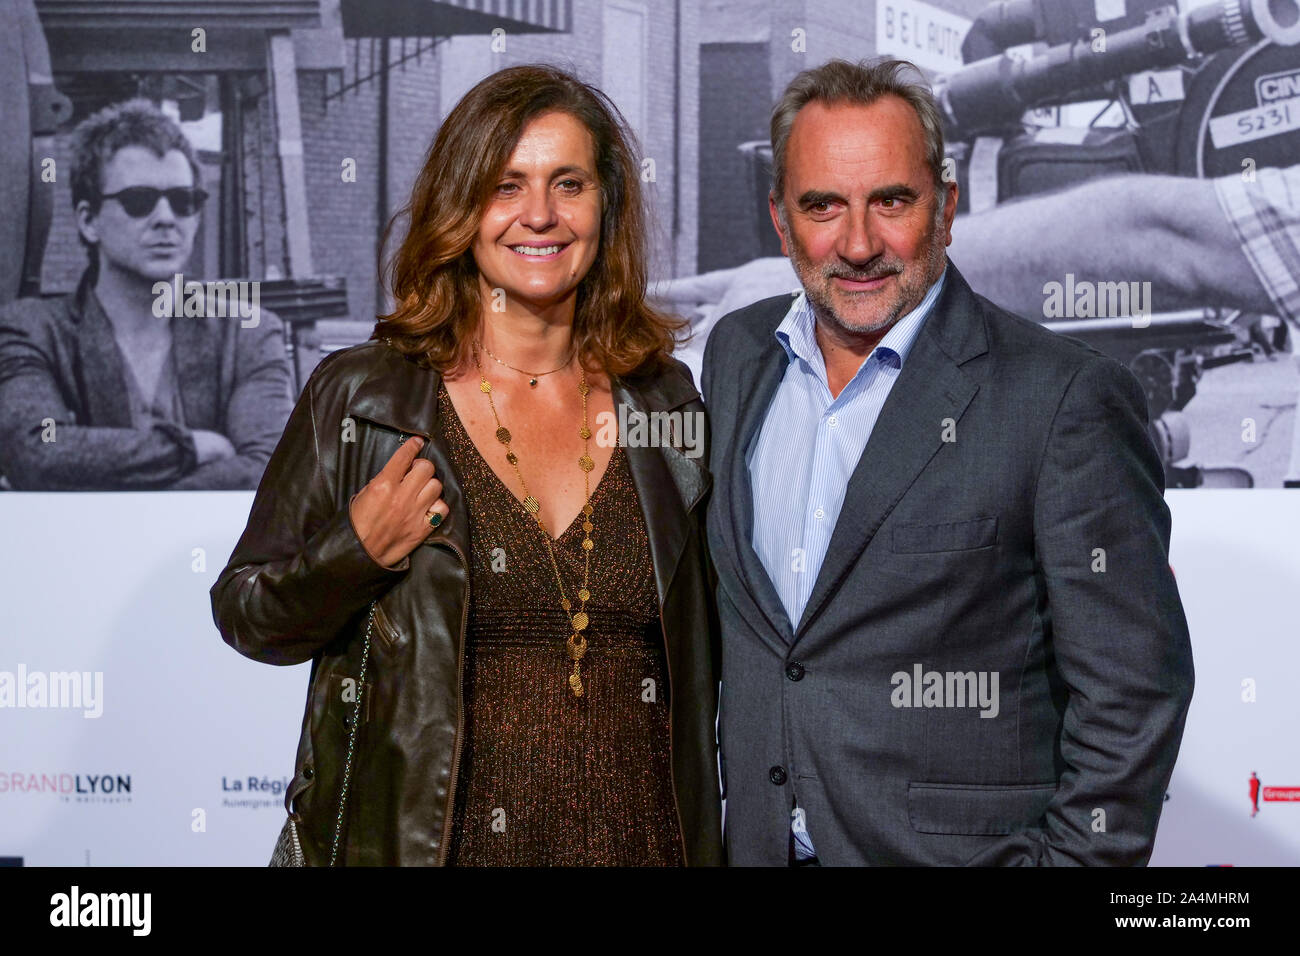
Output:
[{"xmin": 1250, "ymin": 772, "xmax": 1300, "ymax": 816}]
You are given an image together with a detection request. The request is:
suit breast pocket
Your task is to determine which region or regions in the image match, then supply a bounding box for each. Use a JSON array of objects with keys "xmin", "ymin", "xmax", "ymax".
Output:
[{"xmin": 891, "ymin": 516, "xmax": 998, "ymax": 554}]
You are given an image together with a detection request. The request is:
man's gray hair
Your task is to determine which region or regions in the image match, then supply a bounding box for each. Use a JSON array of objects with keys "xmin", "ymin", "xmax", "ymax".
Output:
[{"xmin": 770, "ymin": 58, "xmax": 946, "ymax": 220}]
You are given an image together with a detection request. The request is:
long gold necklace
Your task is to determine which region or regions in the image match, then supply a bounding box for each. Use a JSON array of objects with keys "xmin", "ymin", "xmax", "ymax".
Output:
[{"xmin": 472, "ymin": 342, "xmax": 595, "ymax": 697}]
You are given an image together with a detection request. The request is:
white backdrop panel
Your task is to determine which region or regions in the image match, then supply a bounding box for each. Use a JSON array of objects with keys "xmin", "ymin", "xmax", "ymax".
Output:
[{"xmin": 0, "ymin": 490, "xmax": 1296, "ymax": 865}]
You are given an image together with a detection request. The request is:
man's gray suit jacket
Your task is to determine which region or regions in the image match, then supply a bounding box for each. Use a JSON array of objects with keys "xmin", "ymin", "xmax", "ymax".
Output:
[{"xmin": 700, "ymin": 258, "xmax": 1194, "ymax": 866}]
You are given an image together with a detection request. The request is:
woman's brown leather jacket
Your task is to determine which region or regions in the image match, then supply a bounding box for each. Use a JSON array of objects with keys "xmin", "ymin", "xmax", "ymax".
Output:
[{"xmin": 209, "ymin": 339, "xmax": 723, "ymax": 865}]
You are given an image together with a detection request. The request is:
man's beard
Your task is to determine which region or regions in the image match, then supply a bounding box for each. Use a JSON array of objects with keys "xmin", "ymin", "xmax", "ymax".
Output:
[{"xmin": 785, "ymin": 203, "xmax": 948, "ymax": 339}]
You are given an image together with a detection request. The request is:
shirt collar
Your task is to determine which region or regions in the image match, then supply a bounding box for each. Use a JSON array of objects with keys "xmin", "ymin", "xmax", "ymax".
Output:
[{"xmin": 776, "ymin": 263, "xmax": 948, "ymax": 374}]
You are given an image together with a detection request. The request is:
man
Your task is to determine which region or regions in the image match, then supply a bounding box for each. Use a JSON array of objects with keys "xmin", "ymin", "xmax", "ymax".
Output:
[
  {"xmin": 702, "ymin": 58, "xmax": 1194, "ymax": 866},
  {"xmin": 0, "ymin": 97, "xmax": 293, "ymax": 490}
]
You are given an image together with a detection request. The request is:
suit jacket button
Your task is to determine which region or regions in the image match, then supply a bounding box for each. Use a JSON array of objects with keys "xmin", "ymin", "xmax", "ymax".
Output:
[
  {"xmin": 769, "ymin": 766, "xmax": 787, "ymax": 785},
  {"xmin": 786, "ymin": 662, "xmax": 805, "ymax": 681}
]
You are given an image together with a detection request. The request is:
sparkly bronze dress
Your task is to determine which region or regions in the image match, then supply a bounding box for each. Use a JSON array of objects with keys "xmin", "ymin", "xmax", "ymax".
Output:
[{"xmin": 438, "ymin": 383, "xmax": 684, "ymax": 866}]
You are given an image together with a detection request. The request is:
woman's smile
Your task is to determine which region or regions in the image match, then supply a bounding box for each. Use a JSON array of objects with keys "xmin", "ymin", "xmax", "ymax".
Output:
[{"xmin": 507, "ymin": 241, "xmax": 570, "ymax": 260}]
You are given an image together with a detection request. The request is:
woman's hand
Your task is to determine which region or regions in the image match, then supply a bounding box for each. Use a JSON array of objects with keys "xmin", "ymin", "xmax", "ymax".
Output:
[{"xmin": 349, "ymin": 436, "xmax": 449, "ymax": 568}]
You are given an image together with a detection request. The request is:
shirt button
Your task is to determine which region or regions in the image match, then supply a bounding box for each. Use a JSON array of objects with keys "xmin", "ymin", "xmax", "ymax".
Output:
[
  {"xmin": 769, "ymin": 766, "xmax": 788, "ymax": 785},
  {"xmin": 827, "ymin": 415, "xmax": 838, "ymax": 427},
  {"xmin": 786, "ymin": 662, "xmax": 805, "ymax": 681},
  {"xmin": 814, "ymin": 508, "xmax": 825, "ymax": 520}
]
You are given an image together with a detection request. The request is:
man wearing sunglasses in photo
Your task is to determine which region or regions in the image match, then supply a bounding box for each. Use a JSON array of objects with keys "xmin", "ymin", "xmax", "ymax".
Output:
[{"xmin": 0, "ymin": 97, "xmax": 293, "ymax": 490}]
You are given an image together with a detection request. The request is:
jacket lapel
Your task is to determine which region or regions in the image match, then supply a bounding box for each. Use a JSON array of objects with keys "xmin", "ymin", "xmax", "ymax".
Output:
[
  {"xmin": 716, "ymin": 302, "xmax": 800, "ymax": 649},
  {"xmin": 616, "ymin": 374, "xmax": 711, "ymax": 611},
  {"xmin": 344, "ymin": 344, "xmax": 710, "ymax": 609},
  {"xmin": 345, "ymin": 348, "xmax": 471, "ymax": 562},
  {"xmin": 791, "ymin": 263, "xmax": 987, "ymax": 640},
  {"xmin": 73, "ymin": 278, "xmax": 134, "ymax": 428},
  {"xmin": 172, "ymin": 313, "xmax": 218, "ymax": 430},
  {"xmin": 72, "ymin": 274, "xmax": 218, "ymax": 431}
]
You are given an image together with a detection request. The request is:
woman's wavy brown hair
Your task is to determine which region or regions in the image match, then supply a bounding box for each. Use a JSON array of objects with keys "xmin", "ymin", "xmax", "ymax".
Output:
[{"xmin": 374, "ymin": 63, "xmax": 683, "ymax": 379}]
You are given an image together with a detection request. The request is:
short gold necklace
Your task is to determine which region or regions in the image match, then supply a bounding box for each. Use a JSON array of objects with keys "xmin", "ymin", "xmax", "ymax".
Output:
[
  {"xmin": 472, "ymin": 343, "xmax": 595, "ymax": 697},
  {"xmin": 480, "ymin": 341, "xmax": 572, "ymax": 387}
]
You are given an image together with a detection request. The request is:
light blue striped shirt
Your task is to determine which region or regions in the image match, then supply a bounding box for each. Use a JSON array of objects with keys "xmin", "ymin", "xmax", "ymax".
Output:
[
  {"xmin": 745, "ymin": 266, "xmax": 948, "ymax": 860},
  {"xmin": 747, "ymin": 266, "xmax": 947, "ymax": 629}
]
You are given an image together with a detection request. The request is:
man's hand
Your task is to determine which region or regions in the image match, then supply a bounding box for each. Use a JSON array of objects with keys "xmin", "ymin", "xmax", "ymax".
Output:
[
  {"xmin": 191, "ymin": 429, "xmax": 236, "ymax": 465},
  {"xmin": 349, "ymin": 436, "xmax": 449, "ymax": 568}
]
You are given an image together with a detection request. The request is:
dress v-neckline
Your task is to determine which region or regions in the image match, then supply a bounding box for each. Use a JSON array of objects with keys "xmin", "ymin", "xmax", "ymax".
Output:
[{"xmin": 440, "ymin": 383, "xmax": 620, "ymax": 544}]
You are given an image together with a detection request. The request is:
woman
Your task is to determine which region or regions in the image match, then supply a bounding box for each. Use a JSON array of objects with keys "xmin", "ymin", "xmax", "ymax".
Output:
[{"xmin": 209, "ymin": 64, "xmax": 722, "ymax": 866}]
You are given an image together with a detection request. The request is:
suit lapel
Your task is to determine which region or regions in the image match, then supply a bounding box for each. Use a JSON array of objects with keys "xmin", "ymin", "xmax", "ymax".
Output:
[
  {"xmin": 172, "ymin": 314, "xmax": 218, "ymax": 430},
  {"xmin": 717, "ymin": 305, "xmax": 799, "ymax": 648},
  {"xmin": 74, "ymin": 280, "xmax": 134, "ymax": 427},
  {"xmin": 74, "ymin": 276, "xmax": 219, "ymax": 431},
  {"xmin": 792, "ymin": 263, "xmax": 987, "ymax": 640}
]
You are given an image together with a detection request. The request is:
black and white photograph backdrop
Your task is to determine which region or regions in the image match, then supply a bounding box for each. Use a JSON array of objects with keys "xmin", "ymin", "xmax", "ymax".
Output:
[{"xmin": 1, "ymin": 0, "xmax": 1297, "ymax": 865}]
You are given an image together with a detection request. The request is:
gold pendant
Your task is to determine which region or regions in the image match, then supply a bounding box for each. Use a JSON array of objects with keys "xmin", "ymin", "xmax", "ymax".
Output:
[{"xmin": 569, "ymin": 668, "xmax": 584, "ymax": 697}]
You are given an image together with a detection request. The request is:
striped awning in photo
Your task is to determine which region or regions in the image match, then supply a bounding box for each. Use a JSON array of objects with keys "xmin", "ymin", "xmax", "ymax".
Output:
[{"xmin": 339, "ymin": 0, "xmax": 572, "ymax": 37}]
